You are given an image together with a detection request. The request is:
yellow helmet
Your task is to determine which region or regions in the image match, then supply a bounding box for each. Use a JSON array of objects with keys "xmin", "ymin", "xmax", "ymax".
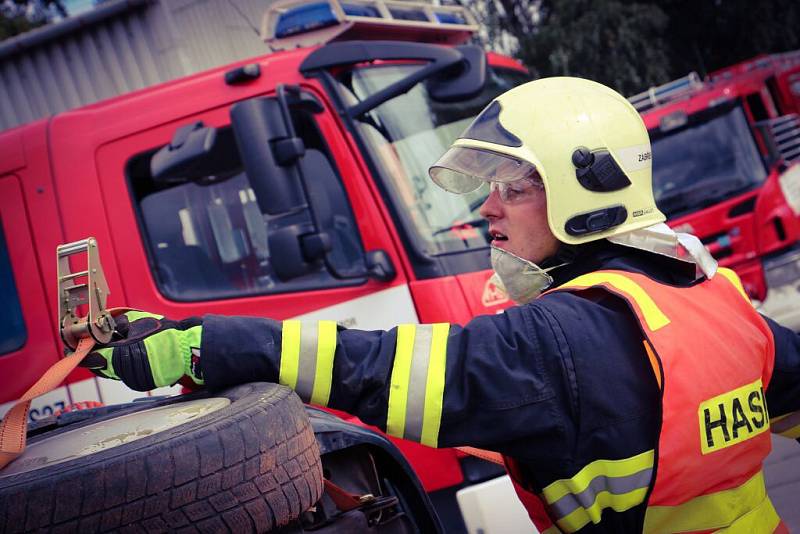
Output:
[{"xmin": 428, "ymin": 77, "xmax": 665, "ymax": 245}]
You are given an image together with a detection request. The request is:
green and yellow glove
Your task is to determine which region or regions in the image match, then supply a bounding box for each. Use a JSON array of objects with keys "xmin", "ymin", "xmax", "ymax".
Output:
[{"xmin": 80, "ymin": 311, "xmax": 204, "ymax": 391}]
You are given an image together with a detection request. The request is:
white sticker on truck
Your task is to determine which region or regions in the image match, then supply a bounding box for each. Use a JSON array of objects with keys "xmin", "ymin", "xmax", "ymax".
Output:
[
  {"xmin": 0, "ymin": 386, "xmax": 70, "ymax": 421},
  {"xmin": 294, "ymin": 284, "xmax": 419, "ymax": 330}
]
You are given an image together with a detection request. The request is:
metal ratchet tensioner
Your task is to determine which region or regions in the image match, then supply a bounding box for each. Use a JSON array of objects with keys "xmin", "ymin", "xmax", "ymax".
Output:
[{"xmin": 57, "ymin": 237, "xmax": 115, "ymax": 351}]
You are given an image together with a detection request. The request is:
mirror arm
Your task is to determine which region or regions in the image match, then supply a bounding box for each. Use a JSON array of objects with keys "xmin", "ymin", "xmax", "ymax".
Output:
[
  {"xmin": 276, "ymin": 85, "xmax": 299, "ymax": 138},
  {"xmin": 347, "ymin": 55, "xmax": 462, "ymax": 119},
  {"xmin": 365, "ymin": 250, "xmax": 396, "ymax": 282}
]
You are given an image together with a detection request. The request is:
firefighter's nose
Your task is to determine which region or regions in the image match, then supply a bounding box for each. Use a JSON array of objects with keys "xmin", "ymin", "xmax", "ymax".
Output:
[{"xmin": 479, "ymin": 188, "xmax": 503, "ymax": 220}]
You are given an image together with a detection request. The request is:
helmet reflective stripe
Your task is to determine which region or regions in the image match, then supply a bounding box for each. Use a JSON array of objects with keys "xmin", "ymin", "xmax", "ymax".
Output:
[{"xmin": 429, "ymin": 77, "xmax": 666, "ymax": 245}]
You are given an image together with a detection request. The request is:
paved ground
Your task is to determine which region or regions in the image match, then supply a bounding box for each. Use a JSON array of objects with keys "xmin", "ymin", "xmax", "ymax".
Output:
[{"xmin": 765, "ymin": 435, "xmax": 800, "ymax": 528}]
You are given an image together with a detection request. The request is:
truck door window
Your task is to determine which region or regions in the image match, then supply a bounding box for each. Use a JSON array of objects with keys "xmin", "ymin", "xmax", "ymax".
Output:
[
  {"xmin": 0, "ymin": 222, "xmax": 26, "ymax": 354},
  {"xmin": 127, "ymin": 121, "xmax": 365, "ymax": 302}
]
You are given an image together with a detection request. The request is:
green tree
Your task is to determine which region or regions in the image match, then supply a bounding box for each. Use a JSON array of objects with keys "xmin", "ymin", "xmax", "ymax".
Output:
[
  {"xmin": 461, "ymin": 0, "xmax": 800, "ymax": 95},
  {"xmin": 0, "ymin": 13, "xmax": 41, "ymax": 41},
  {"xmin": 461, "ymin": 0, "xmax": 673, "ymax": 95},
  {"xmin": 660, "ymin": 0, "xmax": 800, "ymax": 77},
  {"xmin": 1, "ymin": 0, "xmax": 67, "ymax": 41},
  {"xmin": 516, "ymin": 0, "xmax": 672, "ymax": 95}
]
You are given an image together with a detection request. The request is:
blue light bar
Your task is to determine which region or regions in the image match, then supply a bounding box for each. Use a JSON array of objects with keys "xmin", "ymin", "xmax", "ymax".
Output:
[
  {"xmin": 435, "ymin": 12, "xmax": 466, "ymax": 24},
  {"xmin": 387, "ymin": 7, "xmax": 427, "ymax": 21},
  {"xmin": 341, "ymin": 3, "xmax": 380, "ymax": 17},
  {"xmin": 264, "ymin": 0, "xmax": 479, "ymax": 51},
  {"xmin": 275, "ymin": 1, "xmax": 386, "ymax": 38},
  {"xmin": 275, "ymin": 2, "xmax": 339, "ymax": 38}
]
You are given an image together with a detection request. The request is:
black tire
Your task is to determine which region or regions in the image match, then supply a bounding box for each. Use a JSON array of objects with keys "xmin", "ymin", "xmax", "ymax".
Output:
[{"xmin": 0, "ymin": 383, "xmax": 323, "ymax": 533}]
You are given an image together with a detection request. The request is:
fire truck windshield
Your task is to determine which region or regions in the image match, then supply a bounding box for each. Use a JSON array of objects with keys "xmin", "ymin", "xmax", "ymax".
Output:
[
  {"xmin": 336, "ymin": 64, "xmax": 529, "ymax": 255},
  {"xmin": 650, "ymin": 103, "xmax": 768, "ymax": 217}
]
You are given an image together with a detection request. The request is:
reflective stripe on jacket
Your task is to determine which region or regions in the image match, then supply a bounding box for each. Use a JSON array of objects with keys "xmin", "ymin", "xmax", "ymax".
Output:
[
  {"xmin": 509, "ymin": 267, "xmax": 784, "ymax": 533},
  {"xmin": 277, "ymin": 320, "xmax": 451, "ymax": 447}
]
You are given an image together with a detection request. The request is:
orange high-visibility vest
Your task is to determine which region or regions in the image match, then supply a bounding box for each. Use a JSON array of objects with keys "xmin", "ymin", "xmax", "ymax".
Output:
[{"xmin": 505, "ymin": 268, "xmax": 786, "ymax": 533}]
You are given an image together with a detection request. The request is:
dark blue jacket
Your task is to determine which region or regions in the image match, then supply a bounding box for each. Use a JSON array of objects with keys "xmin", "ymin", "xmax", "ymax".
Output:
[{"xmin": 201, "ymin": 244, "xmax": 800, "ymax": 532}]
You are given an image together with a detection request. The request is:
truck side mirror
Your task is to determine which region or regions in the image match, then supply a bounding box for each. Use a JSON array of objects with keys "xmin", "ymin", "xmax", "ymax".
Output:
[
  {"xmin": 427, "ymin": 45, "xmax": 487, "ymax": 102},
  {"xmin": 232, "ymin": 88, "xmax": 395, "ymax": 283},
  {"xmin": 268, "ymin": 148, "xmax": 396, "ymax": 282},
  {"xmin": 230, "ymin": 98, "xmax": 307, "ymax": 215}
]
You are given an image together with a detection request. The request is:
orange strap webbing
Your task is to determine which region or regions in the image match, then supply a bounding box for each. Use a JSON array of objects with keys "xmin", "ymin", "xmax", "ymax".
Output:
[
  {"xmin": 0, "ymin": 336, "xmax": 96, "ymax": 470},
  {"xmin": 323, "ymin": 478, "xmax": 367, "ymax": 512},
  {"xmin": 457, "ymin": 446, "xmax": 505, "ymax": 466},
  {"xmin": 0, "ymin": 307, "xmax": 132, "ymax": 471}
]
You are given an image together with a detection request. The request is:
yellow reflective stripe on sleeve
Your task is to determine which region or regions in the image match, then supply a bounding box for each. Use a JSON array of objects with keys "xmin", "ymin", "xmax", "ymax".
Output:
[
  {"xmin": 279, "ymin": 320, "xmax": 302, "ymax": 390},
  {"xmin": 387, "ymin": 324, "xmax": 416, "ymax": 439},
  {"xmin": 559, "ymin": 273, "xmax": 670, "ymax": 331},
  {"xmin": 420, "ymin": 323, "xmax": 449, "ymax": 448},
  {"xmin": 771, "ymin": 411, "xmax": 800, "ymax": 439},
  {"xmin": 540, "ymin": 527, "xmax": 562, "ymax": 534},
  {"xmin": 643, "ymin": 471, "xmax": 776, "ymax": 533},
  {"xmin": 279, "ymin": 320, "xmax": 337, "ymax": 406},
  {"xmin": 310, "ymin": 320, "xmax": 337, "ymax": 406},
  {"xmin": 716, "ymin": 267, "xmax": 750, "ymax": 302},
  {"xmin": 387, "ymin": 323, "xmax": 451, "ymax": 446},
  {"xmin": 542, "ymin": 450, "xmax": 654, "ymax": 532}
]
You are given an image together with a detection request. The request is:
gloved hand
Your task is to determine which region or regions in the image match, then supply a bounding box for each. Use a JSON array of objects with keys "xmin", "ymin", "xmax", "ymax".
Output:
[{"xmin": 79, "ymin": 311, "xmax": 204, "ymax": 391}]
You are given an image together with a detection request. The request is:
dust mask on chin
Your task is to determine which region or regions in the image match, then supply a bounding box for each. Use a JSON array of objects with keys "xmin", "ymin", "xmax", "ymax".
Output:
[{"xmin": 489, "ymin": 246, "xmax": 560, "ymax": 305}]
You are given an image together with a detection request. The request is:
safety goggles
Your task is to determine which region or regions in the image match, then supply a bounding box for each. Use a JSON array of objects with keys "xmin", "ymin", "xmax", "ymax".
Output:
[
  {"xmin": 429, "ymin": 146, "xmax": 540, "ymax": 194},
  {"xmin": 488, "ymin": 176, "xmax": 544, "ymax": 204}
]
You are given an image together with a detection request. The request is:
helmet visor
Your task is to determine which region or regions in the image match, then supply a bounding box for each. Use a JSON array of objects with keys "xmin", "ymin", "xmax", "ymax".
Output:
[{"xmin": 429, "ymin": 147, "xmax": 539, "ymax": 194}]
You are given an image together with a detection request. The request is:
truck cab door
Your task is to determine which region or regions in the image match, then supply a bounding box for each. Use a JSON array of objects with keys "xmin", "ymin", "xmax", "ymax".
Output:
[
  {"xmin": 94, "ymin": 86, "xmax": 413, "ymax": 332},
  {"xmin": 0, "ymin": 176, "xmax": 63, "ymax": 419}
]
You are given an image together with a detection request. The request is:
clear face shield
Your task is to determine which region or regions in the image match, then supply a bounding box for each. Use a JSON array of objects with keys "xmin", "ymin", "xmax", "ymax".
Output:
[{"xmin": 429, "ymin": 146, "xmax": 540, "ymax": 195}]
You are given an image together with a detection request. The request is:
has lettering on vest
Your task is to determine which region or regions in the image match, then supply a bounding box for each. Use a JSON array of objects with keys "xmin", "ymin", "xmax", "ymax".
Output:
[{"xmin": 698, "ymin": 379, "xmax": 769, "ymax": 455}]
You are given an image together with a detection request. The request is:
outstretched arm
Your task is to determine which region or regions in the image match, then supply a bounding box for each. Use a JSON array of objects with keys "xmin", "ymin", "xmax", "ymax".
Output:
[{"xmin": 199, "ymin": 303, "xmax": 576, "ymax": 452}]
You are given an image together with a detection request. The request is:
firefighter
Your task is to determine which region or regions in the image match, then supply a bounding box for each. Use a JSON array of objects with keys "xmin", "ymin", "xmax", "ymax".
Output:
[{"xmin": 84, "ymin": 77, "xmax": 800, "ymax": 532}]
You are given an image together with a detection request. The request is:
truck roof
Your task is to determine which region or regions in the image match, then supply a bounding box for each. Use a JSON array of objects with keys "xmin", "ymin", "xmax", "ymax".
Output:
[
  {"xmin": 637, "ymin": 51, "xmax": 800, "ymax": 130},
  {"xmin": 639, "ymin": 73, "xmax": 767, "ymax": 129}
]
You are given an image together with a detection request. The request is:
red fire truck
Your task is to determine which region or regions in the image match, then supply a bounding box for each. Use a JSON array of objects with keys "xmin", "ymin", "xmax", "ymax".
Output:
[
  {"xmin": 3, "ymin": 0, "xmax": 799, "ymax": 527},
  {"xmin": 630, "ymin": 51, "xmax": 800, "ymax": 330},
  {"xmin": 0, "ymin": 1, "xmax": 531, "ymax": 531}
]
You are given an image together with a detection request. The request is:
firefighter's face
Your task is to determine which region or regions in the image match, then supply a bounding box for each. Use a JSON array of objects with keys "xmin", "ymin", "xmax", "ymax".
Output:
[{"xmin": 479, "ymin": 176, "xmax": 560, "ymax": 263}]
